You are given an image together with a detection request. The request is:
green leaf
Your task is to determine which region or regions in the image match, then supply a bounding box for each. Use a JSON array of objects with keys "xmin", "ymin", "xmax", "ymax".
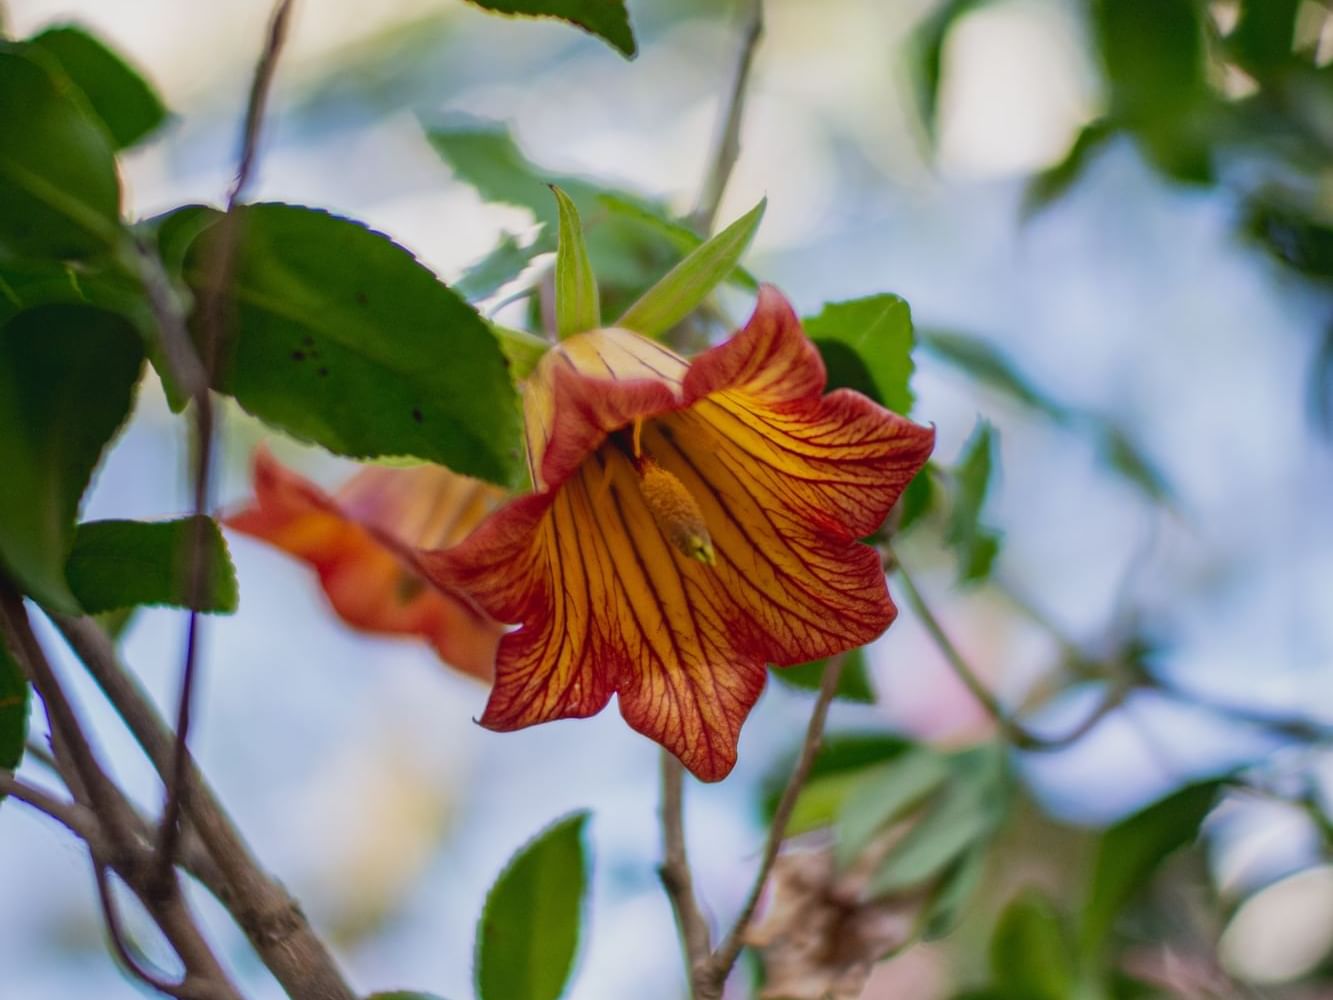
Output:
[
  {"xmin": 895, "ymin": 463, "xmax": 938, "ymax": 534},
  {"xmin": 762, "ymin": 733, "xmax": 915, "ymax": 829},
  {"xmin": 476, "ymin": 811, "xmax": 589, "ymax": 1000},
  {"xmin": 919, "ymin": 330, "xmax": 1068, "ymax": 422},
  {"xmin": 869, "ymin": 747, "xmax": 1008, "ymax": 897},
  {"xmin": 772, "ymin": 646, "xmax": 875, "ymax": 704},
  {"xmin": 66, "ymin": 517, "xmax": 238, "ymax": 614},
  {"xmin": 805, "ymin": 293, "xmax": 915, "ymax": 415},
  {"xmin": 615, "ymin": 198, "xmax": 766, "ymax": 338},
  {"xmin": 491, "ymin": 323, "xmax": 551, "ymax": 380},
  {"xmin": 1229, "ymin": 0, "xmax": 1302, "ymax": 73},
  {"xmin": 1079, "ymin": 781, "xmax": 1220, "ymax": 962},
  {"xmin": 455, "ymin": 229, "xmax": 550, "ymax": 302},
  {"xmin": 1098, "ymin": 424, "xmax": 1172, "ymax": 504},
  {"xmin": 989, "ymin": 890, "xmax": 1076, "ymax": 1000},
  {"xmin": 0, "ymin": 634, "xmax": 29, "ymax": 803},
  {"xmin": 0, "ymin": 304, "xmax": 144, "ymax": 611},
  {"xmin": 921, "ymin": 845, "xmax": 987, "ymax": 940},
  {"xmin": 597, "ymin": 193, "xmax": 758, "ymax": 291},
  {"xmin": 834, "ymin": 749, "xmax": 950, "ymax": 869},
  {"xmin": 907, "ymin": 0, "xmax": 990, "ymax": 143},
  {"xmin": 1023, "ymin": 119, "xmax": 1115, "ymax": 216},
  {"xmin": 460, "ymin": 0, "xmax": 635, "ymax": 58},
  {"xmin": 183, "ymin": 204, "xmax": 522, "ymax": 486},
  {"xmin": 0, "ymin": 44, "xmax": 121, "ymax": 260},
  {"xmin": 946, "ymin": 421, "xmax": 1002, "ymax": 585},
  {"xmin": 28, "ymin": 25, "xmax": 167, "ymax": 150},
  {"xmin": 552, "ymin": 186, "xmax": 599, "ymax": 337}
]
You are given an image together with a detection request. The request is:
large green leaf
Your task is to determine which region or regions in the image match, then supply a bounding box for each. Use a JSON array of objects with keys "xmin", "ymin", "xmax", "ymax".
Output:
[
  {"xmin": 1079, "ymin": 781, "xmax": 1220, "ymax": 961},
  {"xmin": 28, "ymin": 25, "xmax": 168, "ymax": 150},
  {"xmin": 615, "ymin": 198, "xmax": 766, "ymax": 338},
  {"xmin": 989, "ymin": 891, "xmax": 1076, "ymax": 1000},
  {"xmin": 946, "ymin": 421, "xmax": 1002, "ymax": 584},
  {"xmin": 0, "ymin": 635, "xmax": 29, "ymax": 803},
  {"xmin": 0, "ymin": 305, "xmax": 144, "ymax": 611},
  {"xmin": 772, "ymin": 646, "xmax": 875, "ymax": 704},
  {"xmin": 66, "ymin": 517, "xmax": 238, "ymax": 614},
  {"xmin": 552, "ymin": 186, "xmax": 599, "ymax": 337},
  {"xmin": 476, "ymin": 811, "xmax": 589, "ymax": 1000},
  {"xmin": 461, "ymin": 0, "xmax": 635, "ymax": 58},
  {"xmin": 805, "ymin": 294, "xmax": 915, "ymax": 416},
  {"xmin": 0, "ymin": 44, "xmax": 121, "ymax": 260},
  {"xmin": 184, "ymin": 204, "xmax": 523, "ymax": 486}
]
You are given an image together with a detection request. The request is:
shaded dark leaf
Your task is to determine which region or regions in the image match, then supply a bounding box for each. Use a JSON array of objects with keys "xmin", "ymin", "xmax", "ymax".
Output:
[
  {"xmin": 761, "ymin": 734, "xmax": 915, "ymax": 828},
  {"xmin": 806, "ymin": 294, "xmax": 915, "ymax": 416},
  {"xmin": 28, "ymin": 25, "xmax": 168, "ymax": 150},
  {"xmin": 66, "ymin": 517, "xmax": 238, "ymax": 614},
  {"xmin": 946, "ymin": 421, "xmax": 1002, "ymax": 584},
  {"xmin": 476, "ymin": 812, "xmax": 590, "ymax": 1000},
  {"xmin": 834, "ymin": 748, "xmax": 950, "ymax": 868},
  {"xmin": 0, "ymin": 636, "xmax": 28, "ymax": 804},
  {"xmin": 0, "ymin": 305, "xmax": 144, "ymax": 611},
  {"xmin": 773, "ymin": 647, "xmax": 875, "ymax": 705},
  {"xmin": 907, "ymin": 0, "xmax": 990, "ymax": 144},
  {"xmin": 455, "ymin": 229, "xmax": 550, "ymax": 302},
  {"xmin": 1228, "ymin": 0, "xmax": 1302, "ymax": 74},
  {"xmin": 461, "ymin": 0, "xmax": 635, "ymax": 57},
  {"xmin": 989, "ymin": 890, "xmax": 1076, "ymax": 1000}
]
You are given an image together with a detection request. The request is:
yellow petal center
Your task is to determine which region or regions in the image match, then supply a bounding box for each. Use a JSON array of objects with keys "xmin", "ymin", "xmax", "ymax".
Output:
[{"xmin": 635, "ymin": 456, "xmax": 716, "ymax": 566}]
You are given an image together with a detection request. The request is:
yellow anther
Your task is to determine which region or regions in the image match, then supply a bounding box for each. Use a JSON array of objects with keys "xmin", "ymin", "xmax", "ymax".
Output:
[{"xmin": 636, "ymin": 458, "xmax": 716, "ymax": 565}]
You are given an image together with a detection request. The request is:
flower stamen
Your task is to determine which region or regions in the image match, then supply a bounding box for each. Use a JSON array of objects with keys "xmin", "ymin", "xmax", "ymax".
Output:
[{"xmin": 635, "ymin": 456, "xmax": 716, "ymax": 566}]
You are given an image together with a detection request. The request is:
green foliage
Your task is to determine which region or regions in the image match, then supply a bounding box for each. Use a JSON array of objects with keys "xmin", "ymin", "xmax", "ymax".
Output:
[
  {"xmin": 773, "ymin": 647, "xmax": 875, "ymax": 704},
  {"xmin": 0, "ymin": 635, "xmax": 29, "ymax": 802},
  {"xmin": 66, "ymin": 517, "xmax": 238, "ymax": 615},
  {"xmin": 946, "ymin": 421, "xmax": 1001, "ymax": 584},
  {"xmin": 553, "ymin": 186, "xmax": 600, "ymax": 337},
  {"xmin": 0, "ymin": 305, "xmax": 144, "ymax": 611},
  {"xmin": 455, "ymin": 230, "xmax": 548, "ymax": 302},
  {"xmin": 27, "ymin": 25, "xmax": 168, "ymax": 150},
  {"xmin": 0, "ymin": 44, "xmax": 121, "ymax": 260},
  {"xmin": 834, "ymin": 748, "xmax": 950, "ymax": 868},
  {"xmin": 1079, "ymin": 781, "xmax": 1221, "ymax": 962},
  {"xmin": 460, "ymin": 0, "xmax": 635, "ymax": 58},
  {"xmin": 597, "ymin": 194, "xmax": 758, "ymax": 291},
  {"xmin": 1227, "ymin": 0, "xmax": 1302, "ymax": 72},
  {"xmin": 491, "ymin": 323, "xmax": 551, "ymax": 379},
  {"xmin": 1023, "ymin": 120, "xmax": 1114, "ymax": 217},
  {"xmin": 988, "ymin": 891, "xmax": 1076, "ymax": 1000},
  {"xmin": 183, "ymin": 204, "xmax": 523, "ymax": 486},
  {"xmin": 615, "ymin": 198, "xmax": 765, "ymax": 338},
  {"xmin": 476, "ymin": 811, "xmax": 590, "ymax": 1000},
  {"xmin": 762, "ymin": 733, "xmax": 915, "ymax": 833},
  {"xmin": 805, "ymin": 294, "xmax": 915, "ymax": 415},
  {"xmin": 907, "ymin": 0, "xmax": 991, "ymax": 144}
]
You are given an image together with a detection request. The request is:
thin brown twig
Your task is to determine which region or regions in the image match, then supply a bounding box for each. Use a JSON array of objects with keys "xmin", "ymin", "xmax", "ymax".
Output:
[
  {"xmin": 93, "ymin": 861, "xmax": 195, "ymax": 999},
  {"xmin": 156, "ymin": 0, "xmax": 296, "ymax": 891},
  {"xmin": 0, "ymin": 770, "xmax": 103, "ymax": 846},
  {"xmin": 689, "ymin": 0, "xmax": 764, "ymax": 235},
  {"xmin": 699, "ymin": 651, "xmax": 847, "ymax": 997},
  {"xmin": 659, "ymin": 752, "xmax": 711, "ymax": 973},
  {"xmin": 53, "ymin": 612, "xmax": 358, "ymax": 1000}
]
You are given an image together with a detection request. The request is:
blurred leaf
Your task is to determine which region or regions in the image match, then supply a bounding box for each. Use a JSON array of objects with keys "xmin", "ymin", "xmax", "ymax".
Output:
[
  {"xmin": 1097, "ymin": 424, "xmax": 1172, "ymax": 504},
  {"xmin": 762, "ymin": 733, "xmax": 915, "ymax": 828},
  {"xmin": 598, "ymin": 193, "xmax": 758, "ymax": 291},
  {"xmin": 0, "ymin": 305, "xmax": 144, "ymax": 611},
  {"xmin": 1245, "ymin": 196, "xmax": 1333, "ymax": 281},
  {"xmin": 1228, "ymin": 0, "xmax": 1302, "ymax": 73},
  {"xmin": 908, "ymin": 0, "xmax": 991, "ymax": 144},
  {"xmin": 773, "ymin": 646, "xmax": 874, "ymax": 704},
  {"xmin": 921, "ymin": 845, "xmax": 988, "ymax": 940},
  {"xmin": 0, "ymin": 258, "xmax": 152, "ymax": 332},
  {"xmin": 834, "ymin": 748, "xmax": 950, "ymax": 868},
  {"xmin": 93, "ymin": 606, "xmax": 137, "ymax": 641},
  {"xmin": 989, "ymin": 890, "xmax": 1076, "ymax": 1000},
  {"xmin": 492, "ymin": 323, "xmax": 550, "ymax": 379},
  {"xmin": 1079, "ymin": 781, "xmax": 1221, "ymax": 962},
  {"xmin": 1023, "ymin": 119, "xmax": 1115, "ymax": 216},
  {"xmin": 615, "ymin": 198, "xmax": 765, "ymax": 338},
  {"xmin": 28, "ymin": 25, "xmax": 167, "ymax": 150},
  {"xmin": 460, "ymin": 0, "xmax": 635, "ymax": 58},
  {"xmin": 946, "ymin": 421, "xmax": 1002, "ymax": 584},
  {"xmin": 66, "ymin": 517, "xmax": 238, "ymax": 615},
  {"xmin": 806, "ymin": 293, "xmax": 915, "ymax": 415},
  {"xmin": 0, "ymin": 44, "xmax": 121, "ymax": 259},
  {"xmin": 895, "ymin": 462, "xmax": 938, "ymax": 534},
  {"xmin": 0, "ymin": 636, "xmax": 29, "ymax": 802},
  {"xmin": 476, "ymin": 811, "xmax": 589, "ymax": 1000},
  {"xmin": 184, "ymin": 204, "xmax": 523, "ymax": 487},
  {"xmin": 919, "ymin": 330, "xmax": 1068, "ymax": 421},
  {"xmin": 456, "ymin": 228, "xmax": 550, "ymax": 302},
  {"xmin": 868, "ymin": 747, "xmax": 1008, "ymax": 896},
  {"xmin": 553, "ymin": 186, "xmax": 599, "ymax": 337}
]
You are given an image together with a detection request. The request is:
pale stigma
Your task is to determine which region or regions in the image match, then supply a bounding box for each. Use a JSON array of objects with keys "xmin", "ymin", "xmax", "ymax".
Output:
[{"xmin": 635, "ymin": 457, "xmax": 716, "ymax": 565}]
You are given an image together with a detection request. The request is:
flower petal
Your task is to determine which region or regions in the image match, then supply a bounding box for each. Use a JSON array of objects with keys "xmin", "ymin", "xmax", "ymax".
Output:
[{"xmin": 227, "ymin": 448, "xmax": 501, "ymax": 679}]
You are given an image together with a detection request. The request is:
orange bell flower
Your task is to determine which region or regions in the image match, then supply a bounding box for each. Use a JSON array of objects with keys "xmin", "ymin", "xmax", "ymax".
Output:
[
  {"xmin": 227, "ymin": 448, "xmax": 503, "ymax": 679},
  {"xmin": 418, "ymin": 287, "xmax": 934, "ymax": 779}
]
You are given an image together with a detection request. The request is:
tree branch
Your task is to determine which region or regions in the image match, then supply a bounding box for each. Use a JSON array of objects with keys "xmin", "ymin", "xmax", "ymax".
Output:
[
  {"xmin": 52, "ymin": 612, "xmax": 357, "ymax": 1000},
  {"xmin": 689, "ymin": 0, "xmax": 764, "ymax": 235},
  {"xmin": 0, "ymin": 770, "xmax": 104, "ymax": 846},
  {"xmin": 659, "ymin": 751, "xmax": 710, "ymax": 975}
]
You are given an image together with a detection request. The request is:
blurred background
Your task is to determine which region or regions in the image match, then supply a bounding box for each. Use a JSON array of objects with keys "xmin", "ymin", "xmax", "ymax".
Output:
[{"xmin": 1, "ymin": 0, "xmax": 1331, "ymax": 996}]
